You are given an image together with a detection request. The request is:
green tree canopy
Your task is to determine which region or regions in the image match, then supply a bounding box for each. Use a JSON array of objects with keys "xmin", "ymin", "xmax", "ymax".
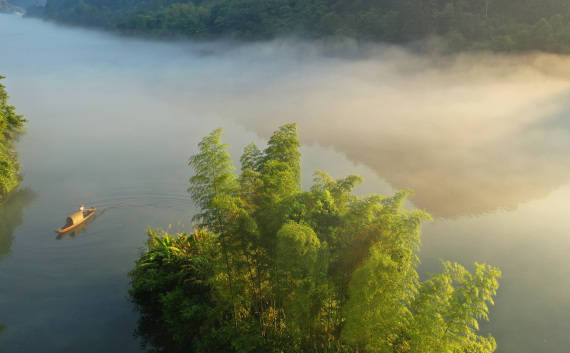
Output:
[
  {"xmin": 0, "ymin": 76, "xmax": 25, "ymax": 198},
  {"xmin": 130, "ymin": 123, "xmax": 501, "ymax": 353},
  {"xmin": 38, "ymin": 0, "xmax": 570, "ymax": 53}
]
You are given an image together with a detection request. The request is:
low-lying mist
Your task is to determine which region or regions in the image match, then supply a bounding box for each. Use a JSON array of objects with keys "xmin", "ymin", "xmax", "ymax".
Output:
[
  {"xmin": 5, "ymin": 15, "xmax": 570, "ymax": 219},
  {"xmin": 165, "ymin": 42, "xmax": 570, "ymax": 218}
]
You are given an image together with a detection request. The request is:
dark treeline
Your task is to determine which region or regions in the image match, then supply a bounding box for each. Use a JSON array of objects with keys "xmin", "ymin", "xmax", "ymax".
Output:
[
  {"xmin": 12, "ymin": 0, "xmax": 45, "ymax": 8},
  {"xmin": 129, "ymin": 124, "xmax": 501, "ymax": 353},
  {"xmin": 1, "ymin": 0, "xmax": 44, "ymax": 13},
  {"xmin": 27, "ymin": 0, "xmax": 570, "ymax": 52}
]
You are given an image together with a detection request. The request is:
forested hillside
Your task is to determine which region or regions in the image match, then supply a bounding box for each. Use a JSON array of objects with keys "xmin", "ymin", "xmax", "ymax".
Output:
[
  {"xmin": 30, "ymin": 0, "xmax": 570, "ymax": 52},
  {"xmin": 0, "ymin": 0, "xmax": 21, "ymax": 13},
  {"xmin": 1, "ymin": 0, "xmax": 44, "ymax": 13},
  {"xmin": 12, "ymin": 0, "xmax": 45, "ymax": 9}
]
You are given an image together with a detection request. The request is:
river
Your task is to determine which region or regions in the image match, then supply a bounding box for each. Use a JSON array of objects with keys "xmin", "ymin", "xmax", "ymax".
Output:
[{"xmin": 1, "ymin": 14, "xmax": 570, "ymax": 353}]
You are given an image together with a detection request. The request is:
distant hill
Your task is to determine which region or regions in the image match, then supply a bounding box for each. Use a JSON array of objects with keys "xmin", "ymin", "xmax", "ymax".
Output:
[
  {"xmin": 0, "ymin": 0, "xmax": 45, "ymax": 14},
  {"xmin": 0, "ymin": 0, "xmax": 22, "ymax": 14},
  {"xmin": 11, "ymin": 0, "xmax": 45, "ymax": 9},
  {"xmin": 30, "ymin": 0, "xmax": 570, "ymax": 53}
]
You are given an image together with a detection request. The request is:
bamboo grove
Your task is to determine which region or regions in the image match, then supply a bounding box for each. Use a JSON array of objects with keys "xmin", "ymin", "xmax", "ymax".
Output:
[{"xmin": 129, "ymin": 124, "xmax": 501, "ymax": 353}]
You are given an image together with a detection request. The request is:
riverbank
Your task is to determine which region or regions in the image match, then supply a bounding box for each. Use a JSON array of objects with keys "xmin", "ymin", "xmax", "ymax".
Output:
[{"xmin": 0, "ymin": 76, "xmax": 25, "ymax": 199}]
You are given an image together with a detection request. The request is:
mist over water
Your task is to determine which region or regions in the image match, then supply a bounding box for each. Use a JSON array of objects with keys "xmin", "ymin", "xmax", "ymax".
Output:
[
  {"xmin": 1, "ymin": 13, "xmax": 570, "ymax": 353},
  {"xmin": 166, "ymin": 48, "xmax": 570, "ymax": 218}
]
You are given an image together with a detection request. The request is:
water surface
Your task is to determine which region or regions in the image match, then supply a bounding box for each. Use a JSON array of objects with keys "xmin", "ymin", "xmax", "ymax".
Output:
[{"xmin": 1, "ymin": 14, "xmax": 569, "ymax": 353}]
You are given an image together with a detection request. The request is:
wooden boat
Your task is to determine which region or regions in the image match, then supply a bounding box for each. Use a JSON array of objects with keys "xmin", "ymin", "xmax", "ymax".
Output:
[{"xmin": 58, "ymin": 207, "xmax": 96, "ymax": 234}]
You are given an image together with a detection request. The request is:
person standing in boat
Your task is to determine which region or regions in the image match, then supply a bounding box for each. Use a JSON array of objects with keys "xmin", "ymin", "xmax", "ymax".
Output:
[{"xmin": 79, "ymin": 205, "xmax": 85, "ymax": 214}]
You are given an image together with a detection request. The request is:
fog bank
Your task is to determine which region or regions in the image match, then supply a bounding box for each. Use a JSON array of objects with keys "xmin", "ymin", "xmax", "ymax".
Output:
[
  {"xmin": 170, "ymin": 43, "xmax": 570, "ymax": 217},
  {"xmin": 5, "ymin": 14, "xmax": 570, "ymax": 217}
]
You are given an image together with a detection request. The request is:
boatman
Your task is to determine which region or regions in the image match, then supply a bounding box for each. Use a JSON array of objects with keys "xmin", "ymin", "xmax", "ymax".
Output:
[{"xmin": 79, "ymin": 205, "xmax": 85, "ymax": 213}]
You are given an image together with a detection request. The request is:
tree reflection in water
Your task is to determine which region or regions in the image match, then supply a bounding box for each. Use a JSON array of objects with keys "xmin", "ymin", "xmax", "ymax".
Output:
[
  {"xmin": 0, "ymin": 188, "xmax": 36, "ymax": 259},
  {"xmin": 0, "ymin": 188, "xmax": 35, "ymax": 341}
]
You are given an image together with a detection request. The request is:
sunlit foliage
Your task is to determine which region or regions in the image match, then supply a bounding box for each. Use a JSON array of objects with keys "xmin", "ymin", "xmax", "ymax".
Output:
[
  {"xmin": 129, "ymin": 123, "xmax": 501, "ymax": 352},
  {"xmin": 0, "ymin": 76, "xmax": 24, "ymax": 199}
]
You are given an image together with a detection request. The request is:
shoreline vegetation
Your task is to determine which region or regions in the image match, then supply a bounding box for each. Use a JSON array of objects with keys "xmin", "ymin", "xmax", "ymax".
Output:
[
  {"xmin": 129, "ymin": 124, "xmax": 501, "ymax": 353},
  {"xmin": 0, "ymin": 76, "xmax": 25, "ymax": 201},
  {"xmin": 17, "ymin": 0, "xmax": 570, "ymax": 53}
]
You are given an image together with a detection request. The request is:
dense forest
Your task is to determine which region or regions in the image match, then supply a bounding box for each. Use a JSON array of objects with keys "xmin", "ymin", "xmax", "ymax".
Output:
[
  {"xmin": 129, "ymin": 124, "xmax": 501, "ymax": 353},
  {"xmin": 0, "ymin": 0, "xmax": 21, "ymax": 13},
  {"xmin": 23, "ymin": 0, "xmax": 570, "ymax": 52},
  {"xmin": 0, "ymin": 77, "xmax": 25, "ymax": 199},
  {"xmin": 12, "ymin": 0, "xmax": 45, "ymax": 8},
  {"xmin": 0, "ymin": 0, "xmax": 42, "ymax": 13}
]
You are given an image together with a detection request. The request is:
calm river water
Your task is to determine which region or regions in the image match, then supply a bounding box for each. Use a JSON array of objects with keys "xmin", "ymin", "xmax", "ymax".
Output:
[{"xmin": 1, "ymin": 14, "xmax": 570, "ymax": 353}]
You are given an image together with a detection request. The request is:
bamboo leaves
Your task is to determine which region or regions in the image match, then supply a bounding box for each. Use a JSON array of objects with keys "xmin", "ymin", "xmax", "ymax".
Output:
[{"xmin": 132, "ymin": 123, "xmax": 501, "ymax": 353}]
